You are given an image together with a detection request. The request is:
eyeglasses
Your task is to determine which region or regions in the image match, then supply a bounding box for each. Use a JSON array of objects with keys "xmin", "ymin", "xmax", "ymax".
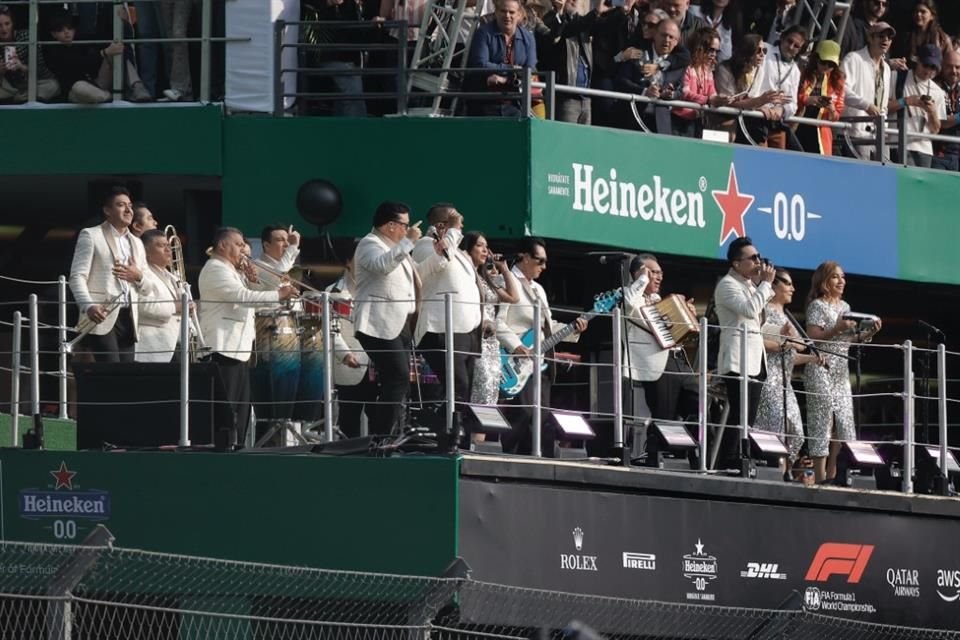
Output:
[
  {"xmin": 529, "ymin": 256, "xmax": 547, "ymax": 266},
  {"xmin": 757, "ymin": 47, "xmax": 768, "ymax": 55},
  {"xmin": 740, "ymin": 253, "xmax": 762, "ymax": 263},
  {"xmin": 774, "ymin": 277, "xmax": 793, "ymax": 286},
  {"xmin": 390, "ymin": 220, "xmax": 410, "ymax": 229}
]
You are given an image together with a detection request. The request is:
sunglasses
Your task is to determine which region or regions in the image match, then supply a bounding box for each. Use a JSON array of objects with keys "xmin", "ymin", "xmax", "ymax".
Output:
[
  {"xmin": 390, "ymin": 220, "xmax": 410, "ymax": 229},
  {"xmin": 529, "ymin": 256, "xmax": 547, "ymax": 266},
  {"xmin": 757, "ymin": 47, "xmax": 768, "ymax": 55},
  {"xmin": 740, "ymin": 253, "xmax": 763, "ymax": 263},
  {"xmin": 774, "ymin": 277, "xmax": 793, "ymax": 286}
]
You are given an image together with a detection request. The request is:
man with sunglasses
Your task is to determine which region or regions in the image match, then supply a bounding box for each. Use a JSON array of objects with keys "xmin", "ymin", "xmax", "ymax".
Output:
[
  {"xmin": 713, "ymin": 236, "xmax": 775, "ymax": 474},
  {"xmin": 933, "ymin": 48, "xmax": 960, "ymax": 172},
  {"xmin": 889, "ymin": 43, "xmax": 946, "ymax": 168},
  {"xmin": 842, "ymin": 22, "xmax": 895, "ymax": 160},
  {"xmin": 593, "ymin": 5, "xmax": 663, "ymax": 126},
  {"xmin": 841, "ymin": 0, "xmax": 890, "ymax": 57},
  {"xmin": 353, "ymin": 201, "xmax": 423, "ymax": 435}
]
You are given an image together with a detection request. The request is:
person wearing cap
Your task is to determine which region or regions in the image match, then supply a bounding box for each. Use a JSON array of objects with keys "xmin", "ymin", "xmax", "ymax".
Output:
[
  {"xmin": 796, "ymin": 40, "xmax": 846, "ymax": 156},
  {"xmin": 889, "ymin": 43, "xmax": 946, "ymax": 168},
  {"xmin": 933, "ymin": 48, "xmax": 960, "ymax": 172},
  {"xmin": 841, "ymin": 22, "xmax": 895, "ymax": 160}
]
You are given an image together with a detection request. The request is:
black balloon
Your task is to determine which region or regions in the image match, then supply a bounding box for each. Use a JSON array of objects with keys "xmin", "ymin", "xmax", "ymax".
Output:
[{"xmin": 296, "ymin": 179, "xmax": 343, "ymax": 227}]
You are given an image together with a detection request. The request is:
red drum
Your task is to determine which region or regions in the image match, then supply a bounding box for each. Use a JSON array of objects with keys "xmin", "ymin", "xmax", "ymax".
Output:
[
  {"xmin": 301, "ymin": 292, "xmax": 323, "ymax": 320},
  {"xmin": 332, "ymin": 298, "xmax": 353, "ymax": 319}
]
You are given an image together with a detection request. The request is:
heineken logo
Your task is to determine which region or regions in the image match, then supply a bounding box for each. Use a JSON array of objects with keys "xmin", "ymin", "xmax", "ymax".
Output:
[{"xmin": 19, "ymin": 461, "xmax": 111, "ymax": 522}]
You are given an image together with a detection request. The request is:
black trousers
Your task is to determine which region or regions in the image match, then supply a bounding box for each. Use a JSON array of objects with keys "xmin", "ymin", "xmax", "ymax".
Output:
[
  {"xmin": 336, "ymin": 374, "xmax": 376, "ymax": 439},
  {"xmin": 212, "ymin": 352, "xmax": 251, "ymax": 447},
  {"xmin": 356, "ymin": 330, "xmax": 412, "ymax": 435},
  {"xmin": 720, "ymin": 364, "xmax": 767, "ymax": 465},
  {"xmin": 417, "ymin": 329, "xmax": 480, "ymax": 409},
  {"xmin": 501, "ymin": 369, "xmax": 556, "ymax": 458},
  {"xmin": 83, "ymin": 307, "xmax": 136, "ymax": 363}
]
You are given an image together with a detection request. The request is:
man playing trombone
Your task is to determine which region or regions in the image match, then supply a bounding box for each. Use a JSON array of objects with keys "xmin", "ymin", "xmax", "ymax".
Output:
[{"xmin": 134, "ymin": 229, "xmax": 188, "ymax": 363}]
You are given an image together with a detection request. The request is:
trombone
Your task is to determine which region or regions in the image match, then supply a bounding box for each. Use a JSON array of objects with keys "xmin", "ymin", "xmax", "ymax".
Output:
[
  {"xmin": 63, "ymin": 292, "xmax": 125, "ymax": 353},
  {"xmin": 165, "ymin": 225, "xmax": 210, "ymax": 360}
]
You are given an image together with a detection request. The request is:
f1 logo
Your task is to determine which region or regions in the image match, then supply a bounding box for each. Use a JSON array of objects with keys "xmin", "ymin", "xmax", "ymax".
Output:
[{"xmin": 805, "ymin": 543, "xmax": 875, "ymax": 584}]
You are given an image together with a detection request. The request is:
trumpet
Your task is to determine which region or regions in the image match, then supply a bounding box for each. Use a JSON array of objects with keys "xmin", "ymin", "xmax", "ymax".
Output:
[
  {"xmin": 165, "ymin": 225, "xmax": 210, "ymax": 360},
  {"xmin": 63, "ymin": 293, "xmax": 125, "ymax": 353}
]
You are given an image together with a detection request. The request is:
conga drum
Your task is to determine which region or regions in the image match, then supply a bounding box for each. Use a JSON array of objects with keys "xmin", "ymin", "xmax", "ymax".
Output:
[
  {"xmin": 252, "ymin": 309, "xmax": 301, "ymax": 423},
  {"xmin": 295, "ymin": 292, "xmax": 336, "ymax": 423}
]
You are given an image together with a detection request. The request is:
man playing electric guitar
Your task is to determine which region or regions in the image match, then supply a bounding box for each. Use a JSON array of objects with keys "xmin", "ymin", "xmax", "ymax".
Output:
[{"xmin": 496, "ymin": 237, "xmax": 586, "ymax": 457}]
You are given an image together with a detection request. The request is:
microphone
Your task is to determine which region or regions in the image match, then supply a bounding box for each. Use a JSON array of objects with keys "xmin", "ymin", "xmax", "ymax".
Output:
[
  {"xmin": 918, "ymin": 319, "xmax": 945, "ymax": 338},
  {"xmin": 432, "ymin": 230, "xmax": 450, "ymax": 261}
]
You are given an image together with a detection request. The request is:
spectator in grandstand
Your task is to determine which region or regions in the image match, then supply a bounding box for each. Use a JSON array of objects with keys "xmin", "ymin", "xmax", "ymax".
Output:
[
  {"xmin": 804, "ymin": 261, "xmax": 881, "ymax": 484},
  {"xmin": 462, "ymin": 231, "xmax": 518, "ymax": 444},
  {"xmin": 135, "ymin": 229, "xmax": 182, "ymax": 364},
  {"xmin": 411, "ymin": 204, "xmax": 481, "ymax": 446},
  {"xmin": 795, "ymin": 40, "xmax": 845, "ymax": 156},
  {"xmin": 660, "ymin": 0, "xmax": 706, "ymax": 47},
  {"xmin": 160, "ymin": 0, "xmax": 196, "ymax": 102},
  {"xmin": 128, "ymin": 2, "xmax": 161, "ymax": 100},
  {"xmin": 69, "ymin": 186, "xmax": 153, "ymax": 363},
  {"xmin": 592, "ymin": 5, "xmax": 663, "ymax": 126},
  {"xmin": 894, "ymin": 0, "xmax": 949, "ymax": 68},
  {"xmin": 749, "ymin": 25, "xmax": 805, "ymax": 150},
  {"xmin": 130, "ymin": 203, "xmax": 158, "ymax": 238},
  {"xmin": 889, "ymin": 43, "xmax": 946, "ymax": 167},
  {"xmin": 496, "ymin": 237, "xmax": 586, "ymax": 457},
  {"xmin": 311, "ymin": 0, "xmax": 368, "ymax": 117},
  {"xmin": 711, "ymin": 35, "xmax": 785, "ymax": 142},
  {"xmin": 713, "ymin": 236, "xmax": 775, "ymax": 472},
  {"xmin": 614, "ymin": 18, "xmax": 689, "ymax": 132},
  {"xmin": 353, "ymin": 201, "xmax": 421, "ymax": 435},
  {"xmin": 933, "ymin": 47, "xmax": 960, "ymax": 170},
  {"xmin": 754, "ymin": 268, "xmax": 821, "ymax": 477},
  {"xmin": 841, "ymin": 0, "xmax": 893, "ymax": 58},
  {"xmin": 0, "ymin": 6, "xmax": 60, "ymax": 102},
  {"xmin": 466, "ymin": 0, "xmax": 537, "ymax": 116},
  {"xmin": 673, "ymin": 26, "xmax": 727, "ymax": 137},
  {"xmin": 745, "ymin": 0, "xmax": 798, "ymax": 46},
  {"xmin": 43, "ymin": 11, "xmax": 151, "ymax": 103},
  {"xmin": 198, "ymin": 227, "xmax": 294, "ymax": 446},
  {"xmin": 537, "ymin": 0, "xmax": 602, "ymax": 125},
  {"xmin": 841, "ymin": 22, "xmax": 894, "ymax": 160},
  {"xmin": 688, "ymin": 0, "xmax": 738, "ymax": 62}
]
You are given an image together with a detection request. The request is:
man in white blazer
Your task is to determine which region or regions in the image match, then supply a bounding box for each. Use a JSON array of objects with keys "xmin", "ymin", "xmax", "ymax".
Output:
[
  {"xmin": 199, "ymin": 227, "xmax": 295, "ymax": 446},
  {"xmin": 135, "ymin": 229, "xmax": 183, "ymax": 363},
  {"xmin": 353, "ymin": 201, "xmax": 422, "ymax": 435},
  {"xmin": 250, "ymin": 224, "xmax": 301, "ymax": 290},
  {"xmin": 713, "ymin": 236, "xmax": 775, "ymax": 469},
  {"xmin": 412, "ymin": 204, "xmax": 481, "ymax": 444},
  {"xmin": 69, "ymin": 186, "xmax": 153, "ymax": 362}
]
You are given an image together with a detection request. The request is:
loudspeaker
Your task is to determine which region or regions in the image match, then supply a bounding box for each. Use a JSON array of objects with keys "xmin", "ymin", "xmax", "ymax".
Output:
[{"xmin": 74, "ymin": 362, "xmax": 226, "ymax": 449}]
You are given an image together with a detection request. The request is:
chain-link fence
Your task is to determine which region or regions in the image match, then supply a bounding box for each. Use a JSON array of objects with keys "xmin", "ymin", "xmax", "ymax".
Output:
[{"xmin": 1, "ymin": 532, "xmax": 958, "ymax": 640}]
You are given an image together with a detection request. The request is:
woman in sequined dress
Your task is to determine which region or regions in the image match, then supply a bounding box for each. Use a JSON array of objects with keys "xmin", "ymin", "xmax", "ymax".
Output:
[
  {"xmin": 804, "ymin": 262, "xmax": 882, "ymax": 483},
  {"xmin": 755, "ymin": 269, "xmax": 823, "ymax": 474},
  {"xmin": 462, "ymin": 232, "xmax": 519, "ymax": 441}
]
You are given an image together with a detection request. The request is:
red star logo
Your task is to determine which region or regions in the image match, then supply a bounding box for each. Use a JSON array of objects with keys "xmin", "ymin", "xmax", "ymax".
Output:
[
  {"xmin": 50, "ymin": 462, "xmax": 77, "ymax": 490},
  {"xmin": 711, "ymin": 163, "xmax": 755, "ymax": 246}
]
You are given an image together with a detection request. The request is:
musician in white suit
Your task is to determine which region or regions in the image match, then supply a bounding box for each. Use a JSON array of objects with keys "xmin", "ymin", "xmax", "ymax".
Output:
[
  {"xmin": 135, "ymin": 230, "xmax": 182, "ymax": 363},
  {"xmin": 199, "ymin": 227, "xmax": 295, "ymax": 445},
  {"xmin": 250, "ymin": 224, "xmax": 301, "ymax": 291},
  {"xmin": 69, "ymin": 186, "xmax": 153, "ymax": 362},
  {"xmin": 713, "ymin": 236, "xmax": 776, "ymax": 469},
  {"xmin": 412, "ymin": 204, "xmax": 482, "ymax": 444},
  {"xmin": 353, "ymin": 201, "xmax": 423, "ymax": 435},
  {"xmin": 496, "ymin": 237, "xmax": 585, "ymax": 457}
]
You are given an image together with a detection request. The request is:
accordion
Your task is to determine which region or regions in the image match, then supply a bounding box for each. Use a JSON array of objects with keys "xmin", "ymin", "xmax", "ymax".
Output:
[{"xmin": 639, "ymin": 294, "xmax": 699, "ymax": 349}]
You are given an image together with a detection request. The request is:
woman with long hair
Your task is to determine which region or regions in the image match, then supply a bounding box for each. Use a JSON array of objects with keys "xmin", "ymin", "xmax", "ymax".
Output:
[
  {"xmin": 897, "ymin": 0, "xmax": 949, "ymax": 65},
  {"xmin": 461, "ymin": 232, "xmax": 519, "ymax": 441},
  {"xmin": 674, "ymin": 27, "xmax": 728, "ymax": 137},
  {"xmin": 754, "ymin": 269, "xmax": 823, "ymax": 477},
  {"xmin": 796, "ymin": 39, "xmax": 846, "ymax": 155},
  {"xmin": 804, "ymin": 262, "xmax": 882, "ymax": 483},
  {"xmin": 712, "ymin": 34, "xmax": 784, "ymax": 141},
  {"xmin": 689, "ymin": 0, "xmax": 739, "ymax": 62}
]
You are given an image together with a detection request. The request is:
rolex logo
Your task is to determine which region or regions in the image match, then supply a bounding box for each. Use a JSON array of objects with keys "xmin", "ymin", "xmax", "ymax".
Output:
[{"xmin": 573, "ymin": 527, "xmax": 584, "ymax": 551}]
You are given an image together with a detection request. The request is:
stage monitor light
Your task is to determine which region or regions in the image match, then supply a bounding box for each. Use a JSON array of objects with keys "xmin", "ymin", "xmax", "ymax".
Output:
[
  {"xmin": 552, "ymin": 412, "xmax": 596, "ymax": 440},
  {"xmin": 652, "ymin": 421, "xmax": 698, "ymax": 449},
  {"xmin": 845, "ymin": 441, "xmax": 885, "ymax": 466},
  {"xmin": 922, "ymin": 446, "xmax": 960, "ymax": 473},
  {"xmin": 749, "ymin": 431, "xmax": 789, "ymax": 457},
  {"xmin": 466, "ymin": 405, "xmax": 513, "ymax": 433}
]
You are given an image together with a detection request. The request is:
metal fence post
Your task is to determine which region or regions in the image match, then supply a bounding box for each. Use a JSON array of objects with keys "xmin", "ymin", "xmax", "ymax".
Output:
[
  {"xmin": 397, "ymin": 23, "xmax": 409, "ymax": 116},
  {"xmin": 903, "ymin": 340, "xmax": 914, "ymax": 494},
  {"xmin": 532, "ymin": 303, "xmax": 543, "ymax": 458},
  {"xmin": 898, "ymin": 110, "xmax": 908, "ymax": 167},
  {"xmin": 29, "ymin": 294, "xmax": 40, "ymax": 420},
  {"xmin": 321, "ymin": 292, "xmax": 335, "ymax": 442},
  {"xmin": 112, "ymin": 7, "xmax": 123, "ymax": 100},
  {"xmin": 875, "ymin": 114, "xmax": 886, "ymax": 161},
  {"xmin": 179, "ymin": 290, "xmax": 191, "ymax": 447},
  {"xmin": 273, "ymin": 20, "xmax": 285, "ymax": 115},
  {"xmin": 200, "ymin": 0, "xmax": 212, "ymax": 103},
  {"xmin": 698, "ymin": 316, "xmax": 708, "ymax": 472},
  {"xmin": 522, "ymin": 66, "xmax": 533, "ymax": 117},
  {"xmin": 545, "ymin": 71, "xmax": 556, "ymax": 121},
  {"xmin": 937, "ymin": 343, "xmax": 948, "ymax": 491},
  {"xmin": 444, "ymin": 293, "xmax": 455, "ymax": 446},
  {"xmin": 57, "ymin": 276, "xmax": 68, "ymax": 420},
  {"xmin": 612, "ymin": 307, "xmax": 624, "ymax": 460},
  {"xmin": 45, "ymin": 525, "xmax": 115, "ymax": 640},
  {"xmin": 11, "ymin": 311, "xmax": 22, "ymax": 446},
  {"xmin": 739, "ymin": 323, "xmax": 749, "ymax": 462},
  {"xmin": 27, "ymin": 0, "xmax": 38, "ymax": 102}
]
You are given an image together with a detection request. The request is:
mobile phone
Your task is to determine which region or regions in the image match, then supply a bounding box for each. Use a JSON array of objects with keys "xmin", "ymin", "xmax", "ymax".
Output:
[{"xmin": 4, "ymin": 46, "xmax": 17, "ymax": 67}]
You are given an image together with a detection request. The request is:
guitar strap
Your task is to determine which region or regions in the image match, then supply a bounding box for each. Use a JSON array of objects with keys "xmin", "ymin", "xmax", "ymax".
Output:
[{"xmin": 518, "ymin": 276, "xmax": 552, "ymax": 339}]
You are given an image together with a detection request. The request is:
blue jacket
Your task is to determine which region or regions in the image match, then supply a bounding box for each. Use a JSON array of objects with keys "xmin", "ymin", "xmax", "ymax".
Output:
[{"xmin": 468, "ymin": 21, "xmax": 537, "ymax": 72}]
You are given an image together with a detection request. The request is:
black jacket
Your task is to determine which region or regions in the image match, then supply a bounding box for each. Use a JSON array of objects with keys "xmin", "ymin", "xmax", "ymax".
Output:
[{"xmin": 591, "ymin": 7, "xmax": 643, "ymax": 79}]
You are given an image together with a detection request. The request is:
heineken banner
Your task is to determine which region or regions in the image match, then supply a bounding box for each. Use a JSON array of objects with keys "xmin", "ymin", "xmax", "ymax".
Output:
[
  {"xmin": 458, "ymin": 478, "xmax": 960, "ymax": 631},
  {"xmin": 530, "ymin": 119, "xmax": 960, "ymax": 285}
]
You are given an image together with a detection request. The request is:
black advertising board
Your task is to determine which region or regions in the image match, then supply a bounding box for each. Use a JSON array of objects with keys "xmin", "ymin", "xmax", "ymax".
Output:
[{"xmin": 458, "ymin": 478, "xmax": 960, "ymax": 631}]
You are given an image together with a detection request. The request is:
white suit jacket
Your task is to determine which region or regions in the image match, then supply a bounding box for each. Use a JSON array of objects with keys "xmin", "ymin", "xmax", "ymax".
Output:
[
  {"xmin": 198, "ymin": 256, "xmax": 280, "ymax": 362},
  {"xmin": 714, "ymin": 269, "xmax": 773, "ymax": 376},
  {"xmin": 622, "ymin": 273, "xmax": 670, "ymax": 382},
  {"xmin": 250, "ymin": 245, "xmax": 300, "ymax": 291},
  {"xmin": 411, "ymin": 228, "xmax": 482, "ymax": 344},
  {"xmin": 352, "ymin": 231, "xmax": 417, "ymax": 340},
  {"xmin": 68, "ymin": 221, "xmax": 152, "ymax": 337},
  {"xmin": 135, "ymin": 266, "xmax": 181, "ymax": 363},
  {"xmin": 496, "ymin": 267, "xmax": 573, "ymax": 353}
]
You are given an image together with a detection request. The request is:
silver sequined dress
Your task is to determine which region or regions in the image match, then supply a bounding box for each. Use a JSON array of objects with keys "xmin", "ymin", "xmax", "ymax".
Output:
[
  {"xmin": 803, "ymin": 298, "xmax": 856, "ymax": 458},
  {"xmin": 755, "ymin": 305, "xmax": 804, "ymax": 461},
  {"xmin": 471, "ymin": 274, "xmax": 505, "ymax": 405}
]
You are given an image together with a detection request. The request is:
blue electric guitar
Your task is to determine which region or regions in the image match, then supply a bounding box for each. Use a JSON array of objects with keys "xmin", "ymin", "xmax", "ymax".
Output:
[{"xmin": 499, "ymin": 290, "xmax": 623, "ymax": 398}]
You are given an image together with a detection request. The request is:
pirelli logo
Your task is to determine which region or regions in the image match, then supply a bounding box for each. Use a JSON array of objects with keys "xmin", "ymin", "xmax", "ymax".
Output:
[{"xmin": 805, "ymin": 543, "xmax": 875, "ymax": 584}]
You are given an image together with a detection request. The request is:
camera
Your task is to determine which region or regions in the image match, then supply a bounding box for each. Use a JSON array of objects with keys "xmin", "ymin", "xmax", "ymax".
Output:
[
  {"xmin": 921, "ymin": 95, "xmax": 933, "ymax": 104},
  {"xmin": 760, "ymin": 257, "xmax": 773, "ymax": 268}
]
